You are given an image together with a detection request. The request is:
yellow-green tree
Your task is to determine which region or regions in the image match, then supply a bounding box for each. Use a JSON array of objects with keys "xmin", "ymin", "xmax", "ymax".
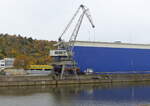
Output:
[
  {"xmin": 36, "ymin": 56, "xmax": 52, "ymax": 65},
  {"xmin": 14, "ymin": 55, "xmax": 36, "ymax": 69}
]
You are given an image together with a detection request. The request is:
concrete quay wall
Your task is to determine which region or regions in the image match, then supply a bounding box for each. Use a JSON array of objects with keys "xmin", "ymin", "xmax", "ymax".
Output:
[{"xmin": 0, "ymin": 74, "xmax": 150, "ymax": 86}]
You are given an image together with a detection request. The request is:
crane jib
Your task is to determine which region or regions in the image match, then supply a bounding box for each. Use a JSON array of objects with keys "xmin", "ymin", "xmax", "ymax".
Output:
[{"xmin": 49, "ymin": 4, "xmax": 95, "ymax": 80}]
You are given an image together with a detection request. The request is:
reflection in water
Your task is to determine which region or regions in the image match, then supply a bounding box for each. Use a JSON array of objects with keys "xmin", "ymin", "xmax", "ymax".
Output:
[{"xmin": 0, "ymin": 82, "xmax": 150, "ymax": 106}]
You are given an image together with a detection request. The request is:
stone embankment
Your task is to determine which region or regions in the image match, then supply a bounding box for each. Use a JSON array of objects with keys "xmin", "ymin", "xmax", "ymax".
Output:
[{"xmin": 0, "ymin": 74, "xmax": 150, "ymax": 86}]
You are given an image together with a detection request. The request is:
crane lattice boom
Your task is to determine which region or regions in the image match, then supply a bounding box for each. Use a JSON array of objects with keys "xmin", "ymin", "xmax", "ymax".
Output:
[{"xmin": 49, "ymin": 4, "xmax": 95, "ymax": 79}]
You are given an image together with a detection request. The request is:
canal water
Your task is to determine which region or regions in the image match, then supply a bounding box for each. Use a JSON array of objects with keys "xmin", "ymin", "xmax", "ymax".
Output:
[{"xmin": 0, "ymin": 82, "xmax": 150, "ymax": 106}]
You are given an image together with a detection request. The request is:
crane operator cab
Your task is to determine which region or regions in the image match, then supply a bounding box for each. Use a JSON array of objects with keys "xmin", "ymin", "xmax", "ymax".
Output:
[{"xmin": 50, "ymin": 50, "xmax": 68, "ymax": 57}]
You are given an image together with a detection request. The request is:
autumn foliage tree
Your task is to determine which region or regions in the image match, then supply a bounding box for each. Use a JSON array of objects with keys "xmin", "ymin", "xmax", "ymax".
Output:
[
  {"xmin": 0, "ymin": 33, "xmax": 56, "ymax": 56},
  {"xmin": 36, "ymin": 56, "xmax": 52, "ymax": 65},
  {"xmin": 13, "ymin": 55, "xmax": 36, "ymax": 69},
  {"xmin": 0, "ymin": 33, "xmax": 56, "ymax": 68},
  {"xmin": 14, "ymin": 55, "xmax": 52, "ymax": 68}
]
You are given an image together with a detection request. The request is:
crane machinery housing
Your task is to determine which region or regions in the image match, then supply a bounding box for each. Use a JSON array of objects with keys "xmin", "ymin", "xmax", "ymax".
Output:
[{"xmin": 50, "ymin": 4, "xmax": 95, "ymax": 79}]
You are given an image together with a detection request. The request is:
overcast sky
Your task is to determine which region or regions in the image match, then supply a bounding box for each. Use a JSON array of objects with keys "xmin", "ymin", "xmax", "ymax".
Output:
[{"xmin": 0, "ymin": 0, "xmax": 150, "ymax": 44}]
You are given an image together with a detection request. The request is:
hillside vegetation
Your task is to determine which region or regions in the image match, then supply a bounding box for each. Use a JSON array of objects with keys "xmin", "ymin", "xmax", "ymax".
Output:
[{"xmin": 0, "ymin": 33, "xmax": 56, "ymax": 68}]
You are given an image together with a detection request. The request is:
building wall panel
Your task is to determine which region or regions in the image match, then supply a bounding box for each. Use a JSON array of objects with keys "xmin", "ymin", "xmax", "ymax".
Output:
[{"xmin": 73, "ymin": 45, "xmax": 150, "ymax": 73}]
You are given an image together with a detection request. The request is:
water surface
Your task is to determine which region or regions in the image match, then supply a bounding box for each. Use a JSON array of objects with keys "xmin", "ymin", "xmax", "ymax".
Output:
[{"xmin": 0, "ymin": 82, "xmax": 150, "ymax": 106}]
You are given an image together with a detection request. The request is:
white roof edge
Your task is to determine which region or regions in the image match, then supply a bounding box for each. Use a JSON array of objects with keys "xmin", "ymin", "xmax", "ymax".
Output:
[{"xmin": 74, "ymin": 41, "xmax": 150, "ymax": 49}]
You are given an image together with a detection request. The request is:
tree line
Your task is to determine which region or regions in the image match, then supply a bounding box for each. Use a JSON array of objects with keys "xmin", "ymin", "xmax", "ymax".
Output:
[{"xmin": 0, "ymin": 33, "xmax": 56, "ymax": 68}]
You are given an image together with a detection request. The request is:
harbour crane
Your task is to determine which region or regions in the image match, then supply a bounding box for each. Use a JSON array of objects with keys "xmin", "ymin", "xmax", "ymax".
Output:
[{"xmin": 50, "ymin": 4, "xmax": 95, "ymax": 79}]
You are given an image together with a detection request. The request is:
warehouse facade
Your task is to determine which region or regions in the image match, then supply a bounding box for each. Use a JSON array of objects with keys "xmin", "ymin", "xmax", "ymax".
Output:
[{"xmin": 73, "ymin": 41, "xmax": 150, "ymax": 73}]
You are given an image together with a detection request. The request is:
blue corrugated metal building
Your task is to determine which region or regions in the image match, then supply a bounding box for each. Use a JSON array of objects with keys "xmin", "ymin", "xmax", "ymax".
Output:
[{"xmin": 73, "ymin": 41, "xmax": 150, "ymax": 73}]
